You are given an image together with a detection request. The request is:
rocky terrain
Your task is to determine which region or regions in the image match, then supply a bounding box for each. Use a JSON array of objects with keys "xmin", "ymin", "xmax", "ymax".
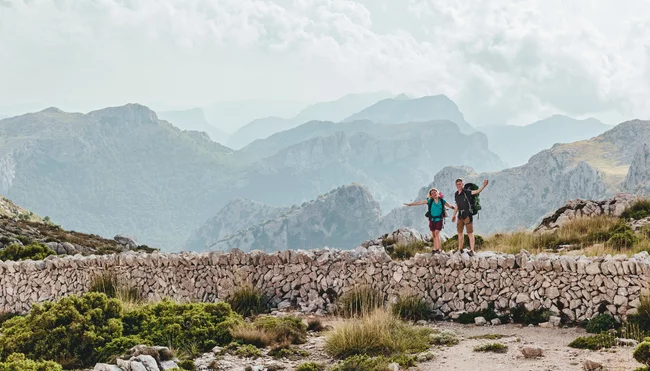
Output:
[
  {"xmin": 0, "ymin": 194, "xmax": 41, "ymax": 222},
  {"xmin": 383, "ymin": 120, "xmax": 650, "ymax": 236},
  {"xmin": 209, "ymin": 184, "xmax": 382, "ymax": 253},
  {"xmin": 343, "ymin": 94, "xmax": 475, "ymax": 134},
  {"xmin": 480, "ymin": 115, "xmax": 610, "ymax": 167},
  {"xmin": 624, "ymin": 143, "xmax": 650, "ymax": 195}
]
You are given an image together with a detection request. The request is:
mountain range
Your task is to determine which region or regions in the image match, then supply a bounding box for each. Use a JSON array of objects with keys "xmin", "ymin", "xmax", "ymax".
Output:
[{"xmin": 157, "ymin": 108, "xmax": 229, "ymax": 144}]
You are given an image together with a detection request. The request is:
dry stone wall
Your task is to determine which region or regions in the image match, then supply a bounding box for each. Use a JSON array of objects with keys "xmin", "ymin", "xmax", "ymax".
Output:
[{"xmin": 1, "ymin": 248, "xmax": 649, "ymax": 322}]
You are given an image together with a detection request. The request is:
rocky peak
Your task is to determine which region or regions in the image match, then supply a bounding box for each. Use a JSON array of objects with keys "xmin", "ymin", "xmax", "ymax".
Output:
[
  {"xmin": 624, "ymin": 143, "xmax": 650, "ymax": 195},
  {"xmin": 89, "ymin": 103, "xmax": 159, "ymax": 127},
  {"xmin": 535, "ymin": 193, "xmax": 636, "ymax": 232}
]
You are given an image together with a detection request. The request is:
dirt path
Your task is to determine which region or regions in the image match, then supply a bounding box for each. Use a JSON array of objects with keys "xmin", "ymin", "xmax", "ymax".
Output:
[{"xmin": 419, "ymin": 322, "xmax": 640, "ymax": 371}]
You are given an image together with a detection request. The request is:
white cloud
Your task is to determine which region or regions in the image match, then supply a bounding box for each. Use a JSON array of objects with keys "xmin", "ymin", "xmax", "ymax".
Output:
[{"xmin": 0, "ymin": 0, "xmax": 648, "ymax": 125}]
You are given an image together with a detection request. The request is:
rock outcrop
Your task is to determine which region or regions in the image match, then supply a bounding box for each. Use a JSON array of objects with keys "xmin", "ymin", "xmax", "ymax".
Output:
[
  {"xmin": 624, "ymin": 143, "xmax": 650, "ymax": 195},
  {"xmin": 210, "ymin": 184, "xmax": 382, "ymax": 252},
  {"xmin": 535, "ymin": 193, "xmax": 636, "ymax": 232}
]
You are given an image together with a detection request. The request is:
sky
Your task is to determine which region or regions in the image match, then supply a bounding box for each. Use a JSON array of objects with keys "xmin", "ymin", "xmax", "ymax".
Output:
[{"xmin": 1, "ymin": 0, "xmax": 649, "ymax": 127}]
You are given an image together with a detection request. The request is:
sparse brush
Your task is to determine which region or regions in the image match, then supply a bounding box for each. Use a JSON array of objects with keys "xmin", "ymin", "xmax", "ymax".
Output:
[
  {"xmin": 337, "ymin": 286, "xmax": 385, "ymax": 318},
  {"xmin": 387, "ymin": 240, "xmax": 429, "ymax": 260},
  {"xmin": 628, "ymin": 295, "xmax": 650, "ymax": 332},
  {"xmin": 324, "ymin": 309, "xmax": 432, "ymax": 359},
  {"xmin": 227, "ymin": 284, "xmax": 267, "ymax": 317},
  {"xmin": 429, "ymin": 329, "xmax": 459, "ymax": 346},
  {"xmin": 622, "ymin": 199, "xmax": 650, "ymax": 221},
  {"xmin": 89, "ymin": 272, "xmax": 142, "ymax": 305},
  {"xmin": 233, "ymin": 344, "xmax": 262, "ymax": 359},
  {"xmin": 473, "ymin": 343, "xmax": 508, "ymax": 353},
  {"xmin": 469, "ymin": 334, "xmax": 506, "ymax": 340},
  {"xmin": 268, "ymin": 343, "xmax": 309, "ymax": 360},
  {"xmin": 568, "ymin": 333, "xmax": 616, "ymax": 350},
  {"xmin": 232, "ymin": 315, "xmax": 307, "ymax": 348},
  {"xmin": 392, "ymin": 295, "xmax": 432, "ymax": 321},
  {"xmin": 297, "ymin": 362, "xmax": 327, "ymax": 371},
  {"xmin": 307, "ymin": 318, "xmax": 325, "ymax": 332}
]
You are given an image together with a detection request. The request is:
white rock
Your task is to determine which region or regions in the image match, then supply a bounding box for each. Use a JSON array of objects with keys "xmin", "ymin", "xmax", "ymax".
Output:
[
  {"xmin": 474, "ymin": 316, "xmax": 487, "ymax": 326},
  {"xmin": 520, "ymin": 346, "xmax": 543, "ymax": 358}
]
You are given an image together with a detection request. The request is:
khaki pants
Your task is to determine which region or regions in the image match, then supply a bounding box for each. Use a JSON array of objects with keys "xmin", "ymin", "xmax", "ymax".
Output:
[{"xmin": 457, "ymin": 217, "xmax": 474, "ymax": 234}]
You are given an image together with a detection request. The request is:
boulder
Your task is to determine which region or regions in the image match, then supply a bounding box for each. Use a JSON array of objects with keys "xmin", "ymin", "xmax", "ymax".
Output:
[
  {"xmin": 474, "ymin": 316, "xmax": 487, "ymax": 326},
  {"xmin": 114, "ymin": 234, "xmax": 138, "ymax": 250},
  {"xmin": 583, "ymin": 359, "xmax": 604, "ymax": 371},
  {"xmin": 520, "ymin": 346, "xmax": 543, "ymax": 358},
  {"xmin": 93, "ymin": 364, "xmax": 122, "ymax": 371}
]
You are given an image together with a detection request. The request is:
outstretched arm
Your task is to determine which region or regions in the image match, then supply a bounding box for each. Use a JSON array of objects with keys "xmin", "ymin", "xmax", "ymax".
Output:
[
  {"xmin": 403, "ymin": 200, "xmax": 427, "ymax": 207},
  {"xmin": 471, "ymin": 179, "xmax": 489, "ymax": 195}
]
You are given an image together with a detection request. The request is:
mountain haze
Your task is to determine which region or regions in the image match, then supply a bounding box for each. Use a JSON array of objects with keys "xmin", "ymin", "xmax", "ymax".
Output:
[
  {"xmin": 157, "ymin": 108, "xmax": 229, "ymax": 144},
  {"xmin": 202, "ymin": 99, "xmax": 307, "ymax": 134}
]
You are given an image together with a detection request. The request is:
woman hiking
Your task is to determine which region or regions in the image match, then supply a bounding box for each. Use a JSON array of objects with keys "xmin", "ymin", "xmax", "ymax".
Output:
[{"xmin": 404, "ymin": 188, "xmax": 456, "ymax": 253}]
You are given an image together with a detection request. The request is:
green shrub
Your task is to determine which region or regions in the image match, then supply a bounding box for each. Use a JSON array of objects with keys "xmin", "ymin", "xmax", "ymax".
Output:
[
  {"xmin": 330, "ymin": 354, "xmax": 416, "ymax": 371},
  {"xmin": 296, "ymin": 362, "xmax": 326, "ymax": 371},
  {"xmin": 585, "ymin": 314, "xmax": 617, "ymax": 334},
  {"xmin": 606, "ymin": 230, "xmax": 638, "ymax": 249},
  {"xmin": 233, "ymin": 344, "xmax": 262, "ymax": 359},
  {"xmin": 233, "ymin": 315, "xmax": 307, "ymax": 347},
  {"xmin": 0, "ymin": 243, "xmax": 55, "ymax": 261},
  {"xmin": 568, "ymin": 333, "xmax": 615, "ymax": 350},
  {"xmin": 622, "ymin": 199, "xmax": 650, "ymax": 220},
  {"xmin": 429, "ymin": 329, "xmax": 459, "ymax": 346},
  {"xmin": 442, "ymin": 234, "xmax": 484, "ymax": 250},
  {"xmin": 177, "ymin": 359, "xmax": 196, "ymax": 370},
  {"xmin": 455, "ymin": 302, "xmax": 508, "ymax": 324},
  {"xmin": 337, "ymin": 286, "xmax": 385, "ymax": 318},
  {"xmin": 510, "ymin": 305, "xmax": 550, "ymax": 325},
  {"xmin": 122, "ymin": 299, "xmax": 241, "ymax": 353},
  {"xmin": 0, "ymin": 353, "xmax": 63, "ymax": 371},
  {"xmin": 473, "ymin": 343, "xmax": 508, "ymax": 353},
  {"xmin": 0, "ymin": 292, "xmax": 124, "ymax": 368},
  {"xmin": 0, "ymin": 312, "xmax": 20, "ymax": 327},
  {"xmin": 392, "ymin": 295, "xmax": 432, "ymax": 321},
  {"xmin": 97, "ymin": 335, "xmax": 151, "ymax": 363},
  {"xmin": 469, "ymin": 334, "xmax": 505, "ymax": 340},
  {"xmin": 325, "ymin": 309, "xmax": 432, "ymax": 360},
  {"xmin": 629, "ymin": 296, "xmax": 650, "ymax": 332},
  {"xmin": 386, "ymin": 240, "xmax": 429, "ymax": 260},
  {"xmin": 635, "ymin": 341, "xmax": 650, "ymax": 366},
  {"xmin": 268, "ymin": 344, "xmax": 309, "ymax": 360},
  {"xmin": 227, "ymin": 284, "xmax": 267, "ymax": 317}
]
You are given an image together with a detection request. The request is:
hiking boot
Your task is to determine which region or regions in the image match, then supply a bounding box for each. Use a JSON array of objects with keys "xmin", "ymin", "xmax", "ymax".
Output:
[
  {"xmin": 454, "ymin": 249, "xmax": 462, "ymax": 255},
  {"xmin": 467, "ymin": 250, "xmax": 475, "ymax": 257},
  {"xmin": 432, "ymin": 249, "xmax": 441, "ymax": 254}
]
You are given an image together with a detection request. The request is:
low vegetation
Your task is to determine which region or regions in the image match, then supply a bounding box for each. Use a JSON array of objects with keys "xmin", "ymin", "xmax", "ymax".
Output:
[
  {"xmin": 568, "ymin": 333, "xmax": 616, "ymax": 350},
  {"xmin": 268, "ymin": 344, "xmax": 309, "ymax": 360},
  {"xmin": 337, "ymin": 286, "xmax": 385, "ymax": 318},
  {"xmin": 456, "ymin": 302, "xmax": 509, "ymax": 325},
  {"xmin": 0, "ymin": 353, "xmax": 63, "ymax": 371},
  {"xmin": 0, "ymin": 242, "xmax": 55, "ymax": 261},
  {"xmin": 232, "ymin": 315, "xmax": 307, "ymax": 348},
  {"xmin": 324, "ymin": 309, "xmax": 432, "ymax": 360},
  {"xmin": 307, "ymin": 318, "xmax": 326, "ymax": 332},
  {"xmin": 297, "ymin": 362, "xmax": 327, "ymax": 371},
  {"xmin": 622, "ymin": 199, "xmax": 650, "ymax": 221},
  {"xmin": 469, "ymin": 334, "xmax": 506, "ymax": 340},
  {"xmin": 634, "ymin": 340, "xmax": 650, "ymax": 367},
  {"xmin": 429, "ymin": 329, "xmax": 459, "ymax": 346},
  {"xmin": 391, "ymin": 294, "xmax": 432, "ymax": 321},
  {"xmin": 386, "ymin": 240, "xmax": 429, "ymax": 260},
  {"xmin": 473, "ymin": 343, "xmax": 508, "ymax": 353},
  {"xmin": 89, "ymin": 272, "xmax": 142, "ymax": 306},
  {"xmin": 585, "ymin": 313, "xmax": 618, "ymax": 334},
  {"xmin": 233, "ymin": 344, "xmax": 262, "ymax": 359},
  {"xmin": 330, "ymin": 354, "xmax": 416, "ymax": 371},
  {"xmin": 442, "ymin": 234, "xmax": 485, "ymax": 250},
  {"xmin": 226, "ymin": 284, "xmax": 267, "ymax": 317}
]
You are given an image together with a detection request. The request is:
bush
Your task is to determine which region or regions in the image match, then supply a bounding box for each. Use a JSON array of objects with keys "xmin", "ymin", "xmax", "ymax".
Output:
[
  {"xmin": 330, "ymin": 354, "xmax": 416, "ymax": 371},
  {"xmin": 442, "ymin": 234, "xmax": 484, "ymax": 250},
  {"xmin": 0, "ymin": 292, "xmax": 124, "ymax": 368},
  {"xmin": 337, "ymin": 287, "xmax": 385, "ymax": 318},
  {"xmin": 606, "ymin": 230, "xmax": 638, "ymax": 249},
  {"xmin": 568, "ymin": 333, "xmax": 616, "ymax": 350},
  {"xmin": 97, "ymin": 335, "xmax": 151, "ymax": 364},
  {"xmin": 455, "ymin": 302, "xmax": 508, "ymax": 325},
  {"xmin": 0, "ymin": 243, "xmax": 55, "ymax": 261},
  {"xmin": 89, "ymin": 272, "xmax": 142, "ymax": 304},
  {"xmin": 510, "ymin": 305, "xmax": 550, "ymax": 325},
  {"xmin": 227, "ymin": 284, "xmax": 267, "ymax": 317},
  {"xmin": 233, "ymin": 344, "xmax": 262, "ymax": 359},
  {"xmin": 429, "ymin": 329, "xmax": 459, "ymax": 346},
  {"xmin": 0, "ymin": 353, "xmax": 63, "ymax": 371},
  {"xmin": 177, "ymin": 359, "xmax": 196, "ymax": 370},
  {"xmin": 386, "ymin": 240, "xmax": 429, "ymax": 260},
  {"xmin": 296, "ymin": 362, "xmax": 326, "ymax": 371},
  {"xmin": 392, "ymin": 295, "xmax": 432, "ymax": 321},
  {"xmin": 122, "ymin": 299, "xmax": 241, "ymax": 353},
  {"xmin": 473, "ymin": 343, "xmax": 508, "ymax": 353},
  {"xmin": 324, "ymin": 309, "xmax": 432, "ymax": 359},
  {"xmin": 268, "ymin": 344, "xmax": 309, "ymax": 360},
  {"xmin": 634, "ymin": 341, "xmax": 650, "ymax": 367},
  {"xmin": 628, "ymin": 295, "xmax": 650, "ymax": 332},
  {"xmin": 233, "ymin": 315, "xmax": 307, "ymax": 347},
  {"xmin": 306, "ymin": 319, "xmax": 325, "ymax": 332},
  {"xmin": 622, "ymin": 199, "xmax": 650, "ymax": 220},
  {"xmin": 469, "ymin": 334, "xmax": 505, "ymax": 340},
  {"xmin": 585, "ymin": 314, "xmax": 617, "ymax": 334}
]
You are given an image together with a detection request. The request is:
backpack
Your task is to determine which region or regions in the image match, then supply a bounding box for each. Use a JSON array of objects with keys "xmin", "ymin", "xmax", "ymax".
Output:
[
  {"xmin": 463, "ymin": 183, "xmax": 482, "ymax": 216},
  {"xmin": 425, "ymin": 198, "xmax": 447, "ymax": 221}
]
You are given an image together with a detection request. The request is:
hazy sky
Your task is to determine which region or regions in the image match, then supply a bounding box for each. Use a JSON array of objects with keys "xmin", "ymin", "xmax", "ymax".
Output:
[{"xmin": 1, "ymin": 0, "xmax": 649, "ymax": 126}]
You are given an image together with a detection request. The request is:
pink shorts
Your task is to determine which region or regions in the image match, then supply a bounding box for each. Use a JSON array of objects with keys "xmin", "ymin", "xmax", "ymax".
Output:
[{"xmin": 429, "ymin": 220, "xmax": 443, "ymax": 231}]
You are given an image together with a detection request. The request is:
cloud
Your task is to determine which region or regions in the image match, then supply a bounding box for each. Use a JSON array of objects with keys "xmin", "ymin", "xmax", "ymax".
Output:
[{"xmin": 0, "ymin": 0, "xmax": 648, "ymax": 126}]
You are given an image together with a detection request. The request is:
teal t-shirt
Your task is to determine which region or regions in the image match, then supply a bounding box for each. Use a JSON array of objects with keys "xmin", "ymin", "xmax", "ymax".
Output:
[{"xmin": 428, "ymin": 198, "xmax": 446, "ymax": 221}]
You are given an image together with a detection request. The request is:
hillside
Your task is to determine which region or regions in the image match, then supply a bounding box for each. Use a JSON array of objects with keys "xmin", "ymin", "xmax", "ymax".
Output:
[
  {"xmin": 232, "ymin": 121, "xmax": 504, "ymax": 211},
  {"xmin": 227, "ymin": 92, "xmax": 392, "ymax": 149},
  {"xmin": 202, "ymin": 99, "xmax": 306, "ymax": 134},
  {"xmin": 209, "ymin": 184, "xmax": 382, "ymax": 252},
  {"xmin": 0, "ymin": 194, "xmax": 41, "ymax": 222},
  {"xmin": 157, "ymin": 108, "xmax": 229, "ymax": 144},
  {"xmin": 0, "ymin": 104, "xmax": 235, "ymax": 250},
  {"xmin": 184, "ymin": 199, "xmax": 289, "ymax": 251},
  {"xmin": 480, "ymin": 115, "xmax": 611, "ymax": 167},
  {"xmin": 382, "ymin": 120, "xmax": 650, "ymax": 236},
  {"xmin": 343, "ymin": 95, "xmax": 475, "ymax": 134}
]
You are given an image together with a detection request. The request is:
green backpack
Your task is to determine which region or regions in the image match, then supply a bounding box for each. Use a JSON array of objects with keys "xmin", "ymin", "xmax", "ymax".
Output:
[{"xmin": 463, "ymin": 183, "xmax": 482, "ymax": 216}]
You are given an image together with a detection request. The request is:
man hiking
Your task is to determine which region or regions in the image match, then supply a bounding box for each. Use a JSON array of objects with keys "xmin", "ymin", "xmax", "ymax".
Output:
[
  {"xmin": 404, "ymin": 188, "xmax": 456, "ymax": 253},
  {"xmin": 451, "ymin": 178, "xmax": 489, "ymax": 256}
]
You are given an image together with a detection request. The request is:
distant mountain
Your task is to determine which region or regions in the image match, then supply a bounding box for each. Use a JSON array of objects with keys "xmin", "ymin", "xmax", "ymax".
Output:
[
  {"xmin": 382, "ymin": 119, "xmax": 650, "ymax": 236},
  {"xmin": 230, "ymin": 120, "xmax": 504, "ymax": 211},
  {"xmin": 0, "ymin": 104, "xmax": 233, "ymax": 250},
  {"xmin": 343, "ymin": 95, "xmax": 474, "ymax": 134},
  {"xmin": 202, "ymin": 99, "xmax": 307, "ymax": 134},
  {"xmin": 480, "ymin": 115, "xmax": 611, "ymax": 167},
  {"xmin": 157, "ymin": 108, "xmax": 229, "ymax": 144},
  {"xmin": 208, "ymin": 184, "xmax": 382, "ymax": 253},
  {"xmin": 184, "ymin": 199, "xmax": 289, "ymax": 251},
  {"xmin": 227, "ymin": 92, "xmax": 393, "ymax": 149}
]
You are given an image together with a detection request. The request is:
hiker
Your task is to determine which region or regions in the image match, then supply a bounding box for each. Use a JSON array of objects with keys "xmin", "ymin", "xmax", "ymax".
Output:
[
  {"xmin": 451, "ymin": 178, "xmax": 489, "ymax": 256},
  {"xmin": 404, "ymin": 188, "xmax": 456, "ymax": 253}
]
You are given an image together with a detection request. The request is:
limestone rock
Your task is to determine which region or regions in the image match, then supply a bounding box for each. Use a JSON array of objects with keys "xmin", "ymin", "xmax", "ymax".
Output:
[
  {"xmin": 520, "ymin": 346, "xmax": 543, "ymax": 358},
  {"xmin": 474, "ymin": 316, "xmax": 487, "ymax": 326},
  {"xmin": 583, "ymin": 359, "xmax": 604, "ymax": 371}
]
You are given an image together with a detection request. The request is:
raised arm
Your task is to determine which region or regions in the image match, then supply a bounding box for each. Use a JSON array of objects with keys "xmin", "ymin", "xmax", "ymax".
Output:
[
  {"xmin": 471, "ymin": 179, "xmax": 489, "ymax": 195},
  {"xmin": 403, "ymin": 200, "xmax": 427, "ymax": 207}
]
